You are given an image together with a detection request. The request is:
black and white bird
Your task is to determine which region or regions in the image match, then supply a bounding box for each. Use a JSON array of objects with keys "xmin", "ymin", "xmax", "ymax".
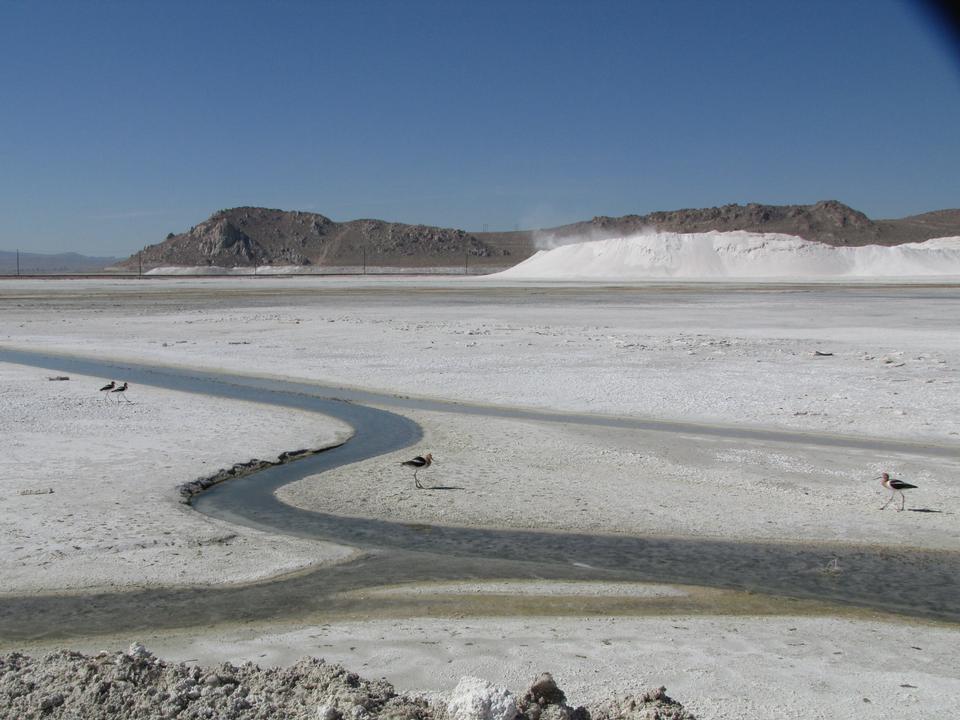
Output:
[
  {"xmin": 877, "ymin": 472, "xmax": 917, "ymax": 511},
  {"xmin": 99, "ymin": 380, "xmax": 116, "ymax": 400},
  {"xmin": 111, "ymin": 381, "xmax": 131, "ymax": 403},
  {"xmin": 401, "ymin": 453, "xmax": 434, "ymax": 489}
]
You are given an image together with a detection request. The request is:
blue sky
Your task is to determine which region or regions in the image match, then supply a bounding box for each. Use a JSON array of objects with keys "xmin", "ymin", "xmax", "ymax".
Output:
[{"xmin": 1, "ymin": 1, "xmax": 958, "ymax": 256}]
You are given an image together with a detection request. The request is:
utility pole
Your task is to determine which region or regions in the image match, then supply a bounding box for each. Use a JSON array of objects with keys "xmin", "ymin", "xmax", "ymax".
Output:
[
  {"xmin": 362, "ymin": 247, "xmax": 366, "ymax": 275},
  {"xmin": 138, "ymin": 251, "xmax": 142, "ymax": 278},
  {"xmin": 16, "ymin": 248, "xmax": 20, "ymax": 276},
  {"xmin": 464, "ymin": 247, "xmax": 468, "ymax": 276}
]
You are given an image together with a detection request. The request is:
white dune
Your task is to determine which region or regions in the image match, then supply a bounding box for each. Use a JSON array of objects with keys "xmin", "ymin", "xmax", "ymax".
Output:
[{"xmin": 492, "ymin": 231, "xmax": 960, "ymax": 280}]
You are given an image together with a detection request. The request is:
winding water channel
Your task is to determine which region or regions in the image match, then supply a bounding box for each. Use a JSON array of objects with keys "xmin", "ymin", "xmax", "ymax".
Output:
[{"xmin": 1, "ymin": 347, "xmax": 959, "ymax": 641}]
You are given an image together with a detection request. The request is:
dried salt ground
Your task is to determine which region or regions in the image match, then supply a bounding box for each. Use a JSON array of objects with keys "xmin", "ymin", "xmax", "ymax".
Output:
[
  {"xmin": 0, "ymin": 363, "xmax": 354, "ymax": 593},
  {"xmin": 46, "ymin": 614, "xmax": 957, "ymax": 720},
  {"xmin": 280, "ymin": 407, "xmax": 960, "ymax": 551},
  {"xmin": 3, "ymin": 278, "xmax": 960, "ymax": 719},
  {"xmin": 3, "ymin": 277, "xmax": 959, "ymax": 444}
]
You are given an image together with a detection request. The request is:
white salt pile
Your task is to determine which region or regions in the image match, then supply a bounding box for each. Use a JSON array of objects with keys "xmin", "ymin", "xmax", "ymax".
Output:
[
  {"xmin": 492, "ymin": 232, "xmax": 960, "ymax": 280},
  {"xmin": 145, "ymin": 265, "xmax": 313, "ymax": 275}
]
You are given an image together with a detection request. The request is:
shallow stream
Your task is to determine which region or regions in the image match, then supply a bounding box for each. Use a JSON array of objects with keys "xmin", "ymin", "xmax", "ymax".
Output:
[{"xmin": 1, "ymin": 347, "xmax": 958, "ymax": 641}]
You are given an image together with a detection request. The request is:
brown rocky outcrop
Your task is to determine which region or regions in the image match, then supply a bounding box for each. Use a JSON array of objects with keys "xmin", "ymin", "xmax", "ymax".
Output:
[{"xmin": 119, "ymin": 207, "xmax": 507, "ymax": 271}]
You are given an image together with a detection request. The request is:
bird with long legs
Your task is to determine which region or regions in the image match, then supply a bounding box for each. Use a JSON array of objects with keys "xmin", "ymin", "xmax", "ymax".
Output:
[
  {"xmin": 111, "ymin": 381, "xmax": 131, "ymax": 404},
  {"xmin": 99, "ymin": 380, "xmax": 116, "ymax": 401},
  {"xmin": 402, "ymin": 453, "xmax": 434, "ymax": 489},
  {"xmin": 876, "ymin": 472, "xmax": 917, "ymax": 511}
]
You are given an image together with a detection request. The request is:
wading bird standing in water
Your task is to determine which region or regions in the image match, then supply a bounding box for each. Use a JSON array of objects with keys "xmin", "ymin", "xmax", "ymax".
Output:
[
  {"xmin": 877, "ymin": 472, "xmax": 917, "ymax": 511},
  {"xmin": 402, "ymin": 453, "xmax": 434, "ymax": 489},
  {"xmin": 99, "ymin": 380, "xmax": 116, "ymax": 401},
  {"xmin": 111, "ymin": 381, "xmax": 131, "ymax": 403}
]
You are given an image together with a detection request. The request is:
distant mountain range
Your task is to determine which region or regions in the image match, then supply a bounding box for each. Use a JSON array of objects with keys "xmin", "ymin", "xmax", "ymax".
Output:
[
  {"xmin": 114, "ymin": 201, "xmax": 960, "ymax": 272},
  {"xmin": 0, "ymin": 250, "xmax": 121, "ymax": 274}
]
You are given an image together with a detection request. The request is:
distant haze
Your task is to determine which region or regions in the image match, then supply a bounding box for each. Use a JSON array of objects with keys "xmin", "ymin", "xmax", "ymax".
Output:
[
  {"xmin": 0, "ymin": 250, "xmax": 119, "ymax": 274},
  {"xmin": 533, "ymin": 225, "xmax": 658, "ymax": 251}
]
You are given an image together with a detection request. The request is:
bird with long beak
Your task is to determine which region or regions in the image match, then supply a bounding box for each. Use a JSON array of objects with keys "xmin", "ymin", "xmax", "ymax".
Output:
[
  {"xmin": 402, "ymin": 453, "xmax": 434, "ymax": 489},
  {"xmin": 876, "ymin": 472, "xmax": 917, "ymax": 511},
  {"xmin": 111, "ymin": 381, "xmax": 131, "ymax": 403},
  {"xmin": 99, "ymin": 380, "xmax": 116, "ymax": 401}
]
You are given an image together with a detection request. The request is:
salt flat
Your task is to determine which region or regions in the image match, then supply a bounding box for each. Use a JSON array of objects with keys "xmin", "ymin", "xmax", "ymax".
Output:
[
  {"xmin": 1, "ymin": 276, "xmax": 958, "ymax": 719},
  {"xmin": 280, "ymin": 406, "xmax": 960, "ymax": 550},
  {"xmin": 3, "ymin": 277, "xmax": 959, "ymax": 442},
  {"xmin": 137, "ymin": 614, "xmax": 960, "ymax": 720},
  {"xmin": 0, "ymin": 362, "xmax": 353, "ymax": 593}
]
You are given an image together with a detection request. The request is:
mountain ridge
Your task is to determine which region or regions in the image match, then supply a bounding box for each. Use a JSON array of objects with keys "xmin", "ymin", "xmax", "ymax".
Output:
[{"xmin": 118, "ymin": 201, "xmax": 960, "ymax": 270}]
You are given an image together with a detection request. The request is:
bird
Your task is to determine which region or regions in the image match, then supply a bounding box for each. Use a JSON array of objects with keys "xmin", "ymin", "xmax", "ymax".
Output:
[
  {"xmin": 110, "ymin": 381, "xmax": 131, "ymax": 403},
  {"xmin": 401, "ymin": 453, "xmax": 434, "ymax": 489},
  {"xmin": 99, "ymin": 380, "xmax": 116, "ymax": 400},
  {"xmin": 876, "ymin": 472, "xmax": 917, "ymax": 511}
]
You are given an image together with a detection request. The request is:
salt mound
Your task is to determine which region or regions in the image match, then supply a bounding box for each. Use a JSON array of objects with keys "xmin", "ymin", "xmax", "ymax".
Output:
[
  {"xmin": 492, "ymin": 232, "xmax": 960, "ymax": 280},
  {"xmin": 145, "ymin": 265, "xmax": 312, "ymax": 276}
]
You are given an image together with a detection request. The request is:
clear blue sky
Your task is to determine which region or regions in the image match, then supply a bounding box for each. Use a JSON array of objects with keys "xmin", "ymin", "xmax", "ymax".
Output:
[{"xmin": 1, "ymin": 0, "xmax": 958, "ymax": 256}]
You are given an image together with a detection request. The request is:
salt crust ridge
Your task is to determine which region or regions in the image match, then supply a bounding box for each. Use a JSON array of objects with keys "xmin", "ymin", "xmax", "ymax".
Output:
[{"xmin": 0, "ymin": 646, "xmax": 693, "ymax": 720}]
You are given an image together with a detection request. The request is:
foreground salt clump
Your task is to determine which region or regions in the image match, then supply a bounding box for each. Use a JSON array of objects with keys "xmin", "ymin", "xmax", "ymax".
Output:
[
  {"xmin": 0, "ymin": 646, "xmax": 693, "ymax": 720},
  {"xmin": 447, "ymin": 677, "xmax": 517, "ymax": 720}
]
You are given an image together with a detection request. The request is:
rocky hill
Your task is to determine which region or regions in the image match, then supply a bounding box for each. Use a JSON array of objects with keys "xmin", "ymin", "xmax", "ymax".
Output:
[
  {"xmin": 120, "ymin": 208, "xmax": 508, "ymax": 271},
  {"xmin": 572, "ymin": 200, "xmax": 882, "ymax": 245},
  {"xmin": 119, "ymin": 201, "xmax": 960, "ymax": 271}
]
